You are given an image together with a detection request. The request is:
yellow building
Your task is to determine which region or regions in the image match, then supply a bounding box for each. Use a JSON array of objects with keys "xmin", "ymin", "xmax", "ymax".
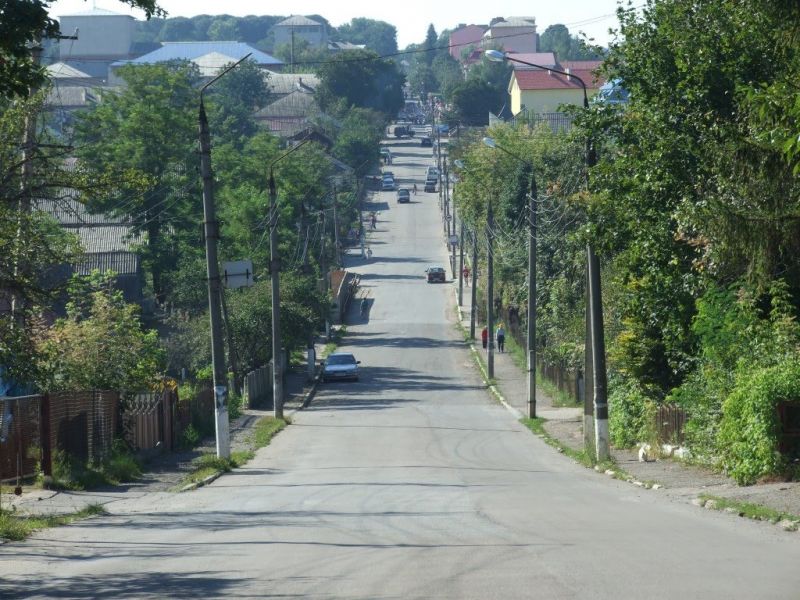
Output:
[{"xmin": 508, "ymin": 60, "xmax": 604, "ymax": 115}]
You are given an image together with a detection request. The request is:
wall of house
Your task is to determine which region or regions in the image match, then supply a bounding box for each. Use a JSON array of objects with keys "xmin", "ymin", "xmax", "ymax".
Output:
[
  {"xmin": 487, "ymin": 27, "xmax": 537, "ymax": 54},
  {"xmin": 515, "ymin": 88, "xmax": 600, "ymax": 114},
  {"xmin": 274, "ymin": 25, "xmax": 328, "ymax": 49},
  {"xmin": 59, "ymin": 15, "xmax": 135, "ymax": 59}
]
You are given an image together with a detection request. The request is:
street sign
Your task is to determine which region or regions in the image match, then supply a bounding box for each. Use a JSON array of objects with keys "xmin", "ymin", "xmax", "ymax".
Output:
[
  {"xmin": 449, "ymin": 234, "xmax": 459, "ymax": 246},
  {"xmin": 222, "ymin": 260, "xmax": 254, "ymax": 289}
]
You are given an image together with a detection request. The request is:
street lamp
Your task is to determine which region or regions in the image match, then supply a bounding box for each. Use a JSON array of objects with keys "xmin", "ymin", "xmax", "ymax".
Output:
[
  {"xmin": 267, "ymin": 137, "xmax": 312, "ymax": 420},
  {"xmin": 482, "ymin": 136, "xmax": 537, "ymax": 419},
  {"xmin": 454, "ymin": 159, "xmax": 480, "ymax": 343},
  {"xmin": 485, "ymin": 48, "xmax": 609, "ymax": 459}
]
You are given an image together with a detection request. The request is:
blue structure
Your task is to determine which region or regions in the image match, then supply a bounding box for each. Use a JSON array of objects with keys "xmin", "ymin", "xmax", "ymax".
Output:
[{"xmin": 597, "ymin": 78, "xmax": 630, "ymax": 105}]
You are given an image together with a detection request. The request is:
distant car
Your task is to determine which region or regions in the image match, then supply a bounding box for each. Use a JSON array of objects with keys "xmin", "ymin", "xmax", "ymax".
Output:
[
  {"xmin": 382, "ymin": 171, "xmax": 394, "ymax": 180},
  {"xmin": 420, "ymin": 136, "xmax": 432, "ymax": 147},
  {"xmin": 382, "ymin": 178, "xmax": 395, "ymax": 191},
  {"xmin": 322, "ymin": 352, "xmax": 360, "ymax": 382},
  {"xmin": 424, "ymin": 180, "xmax": 436, "ymax": 193},
  {"xmin": 426, "ymin": 166, "xmax": 439, "ymax": 177},
  {"xmin": 397, "ymin": 188, "xmax": 410, "ymax": 203},
  {"xmin": 426, "ymin": 266, "xmax": 446, "ymax": 283}
]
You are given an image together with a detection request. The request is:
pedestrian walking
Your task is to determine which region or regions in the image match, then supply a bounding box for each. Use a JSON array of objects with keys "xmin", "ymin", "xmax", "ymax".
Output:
[
  {"xmin": 462, "ymin": 266, "xmax": 470, "ymax": 286},
  {"xmin": 496, "ymin": 323, "xmax": 506, "ymax": 353},
  {"xmin": 481, "ymin": 326, "xmax": 488, "ymax": 349},
  {"xmin": 371, "ymin": 214, "xmax": 377, "ymax": 229},
  {"xmin": 366, "ymin": 246, "xmax": 373, "ymax": 260}
]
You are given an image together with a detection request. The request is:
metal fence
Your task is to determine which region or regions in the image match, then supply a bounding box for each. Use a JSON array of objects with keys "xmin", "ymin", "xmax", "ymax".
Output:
[
  {"xmin": 0, "ymin": 395, "xmax": 43, "ymax": 482},
  {"xmin": 47, "ymin": 390, "xmax": 119, "ymax": 468}
]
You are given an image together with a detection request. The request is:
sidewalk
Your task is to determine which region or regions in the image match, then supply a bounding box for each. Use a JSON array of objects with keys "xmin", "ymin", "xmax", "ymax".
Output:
[
  {"xmin": 452, "ymin": 276, "xmax": 800, "ymax": 522},
  {"xmin": 1, "ymin": 346, "xmax": 323, "ymax": 518}
]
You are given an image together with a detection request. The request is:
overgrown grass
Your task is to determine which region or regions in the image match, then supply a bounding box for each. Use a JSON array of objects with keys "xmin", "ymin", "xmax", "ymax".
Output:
[
  {"xmin": 322, "ymin": 325, "xmax": 347, "ymax": 358},
  {"xmin": 177, "ymin": 416, "xmax": 287, "ymax": 489},
  {"xmin": 699, "ymin": 494, "xmax": 800, "ymax": 526},
  {"xmin": 521, "ymin": 417, "xmax": 595, "ymax": 468},
  {"xmin": 48, "ymin": 441, "xmax": 142, "ymax": 491},
  {"xmin": 0, "ymin": 504, "xmax": 106, "ymax": 542},
  {"xmin": 504, "ymin": 335, "xmax": 580, "ymax": 408}
]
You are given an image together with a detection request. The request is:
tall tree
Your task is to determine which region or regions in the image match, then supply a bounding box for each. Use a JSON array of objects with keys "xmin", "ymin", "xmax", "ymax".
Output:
[
  {"xmin": 316, "ymin": 49, "xmax": 405, "ymax": 118},
  {"xmin": 336, "ymin": 18, "xmax": 398, "ymax": 56},
  {"xmin": 73, "ymin": 63, "xmax": 199, "ymax": 301},
  {"xmin": 423, "ymin": 24, "xmax": 438, "ymax": 66}
]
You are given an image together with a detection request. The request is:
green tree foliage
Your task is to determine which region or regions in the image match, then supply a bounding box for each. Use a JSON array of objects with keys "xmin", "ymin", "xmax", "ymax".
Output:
[
  {"xmin": 539, "ymin": 24, "xmax": 602, "ymax": 61},
  {"xmin": 36, "ymin": 272, "xmax": 165, "ymax": 392},
  {"xmin": 336, "ymin": 18, "xmax": 398, "ymax": 56},
  {"xmin": 73, "ymin": 63, "xmax": 199, "ymax": 300},
  {"xmin": 316, "ymin": 49, "xmax": 405, "ymax": 118},
  {"xmin": 207, "ymin": 59, "xmax": 271, "ymax": 145},
  {"xmin": 449, "ymin": 79, "xmax": 505, "ymax": 125},
  {"xmin": 0, "ymin": 0, "xmax": 162, "ymax": 99},
  {"xmin": 332, "ymin": 109, "xmax": 384, "ymax": 178}
]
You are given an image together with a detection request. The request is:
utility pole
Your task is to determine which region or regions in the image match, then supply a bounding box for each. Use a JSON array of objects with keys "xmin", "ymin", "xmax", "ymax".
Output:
[
  {"xmin": 527, "ymin": 176, "xmax": 537, "ymax": 419},
  {"xmin": 197, "ymin": 54, "xmax": 250, "ymax": 458},
  {"xmin": 321, "ymin": 211, "xmax": 331, "ymax": 340},
  {"xmin": 470, "ymin": 228, "xmax": 478, "ymax": 340},
  {"xmin": 458, "ymin": 218, "xmax": 464, "ymax": 306},
  {"xmin": 199, "ymin": 98, "xmax": 231, "ymax": 458},
  {"xmin": 268, "ymin": 173, "xmax": 284, "ymax": 419},
  {"xmin": 449, "ymin": 168, "xmax": 457, "ymax": 279},
  {"xmin": 584, "ymin": 266, "xmax": 595, "ymax": 451},
  {"xmin": 332, "ymin": 183, "xmax": 341, "ymax": 267},
  {"xmin": 486, "ymin": 199, "xmax": 495, "ymax": 378}
]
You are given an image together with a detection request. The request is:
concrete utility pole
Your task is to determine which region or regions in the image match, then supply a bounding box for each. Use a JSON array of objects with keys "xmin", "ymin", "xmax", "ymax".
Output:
[
  {"xmin": 470, "ymin": 228, "xmax": 478, "ymax": 340},
  {"xmin": 332, "ymin": 183, "xmax": 341, "ymax": 267},
  {"xmin": 267, "ymin": 137, "xmax": 312, "ymax": 419},
  {"xmin": 486, "ymin": 199, "xmax": 495, "ymax": 379},
  {"xmin": 197, "ymin": 54, "xmax": 250, "ymax": 458},
  {"xmin": 527, "ymin": 176, "xmax": 537, "ymax": 419},
  {"xmin": 450, "ymin": 170, "xmax": 457, "ymax": 279},
  {"xmin": 199, "ymin": 97, "xmax": 231, "ymax": 459}
]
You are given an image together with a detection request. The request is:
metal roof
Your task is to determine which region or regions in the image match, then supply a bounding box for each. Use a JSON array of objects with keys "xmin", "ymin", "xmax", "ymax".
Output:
[
  {"xmin": 275, "ymin": 15, "xmax": 323, "ymax": 27},
  {"xmin": 74, "ymin": 251, "xmax": 140, "ymax": 276},
  {"xmin": 112, "ymin": 42, "xmax": 282, "ymax": 67},
  {"xmin": 58, "ymin": 7, "xmax": 133, "ymax": 17},
  {"xmin": 34, "ymin": 197, "xmax": 130, "ymax": 226},
  {"xmin": 267, "ymin": 72, "xmax": 320, "ymax": 96},
  {"xmin": 255, "ymin": 90, "xmax": 318, "ymax": 119},
  {"xmin": 77, "ymin": 225, "xmax": 145, "ymax": 254},
  {"xmin": 46, "ymin": 62, "xmax": 93, "ymax": 79}
]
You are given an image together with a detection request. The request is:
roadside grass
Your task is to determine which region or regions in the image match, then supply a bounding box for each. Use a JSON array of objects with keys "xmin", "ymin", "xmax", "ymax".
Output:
[
  {"xmin": 504, "ymin": 335, "xmax": 580, "ymax": 408},
  {"xmin": 177, "ymin": 416, "xmax": 287, "ymax": 489},
  {"xmin": 521, "ymin": 417, "xmax": 594, "ymax": 468},
  {"xmin": 322, "ymin": 325, "xmax": 347, "ymax": 358},
  {"xmin": 47, "ymin": 442, "xmax": 142, "ymax": 491},
  {"xmin": 0, "ymin": 504, "xmax": 106, "ymax": 542},
  {"xmin": 698, "ymin": 494, "xmax": 800, "ymax": 527}
]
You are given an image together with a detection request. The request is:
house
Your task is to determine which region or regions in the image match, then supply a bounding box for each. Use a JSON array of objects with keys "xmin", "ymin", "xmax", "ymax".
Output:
[
  {"xmin": 254, "ymin": 90, "xmax": 319, "ymax": 137},
  {"xmin": 506, "ymin": 52, "xmax": 557, "ymax": 70},
  {"xmin": 34, "ymin": 193, "xmax": 145, "ymax": 305},
  {"xmin": 45, "ymin": 63, "xmax": 103, "ymax": 136},
  {"xmin": 328, "ymin": 41, "xmax": 366, "ymax": 53},
  {"xmin": 56, "ymin": 7, "xmax": 137, "ymax": 79},
  {"xmin": 449, "ymin": 24, "xmax": 487, "ymax": 62},
  {"xmin": 266, "ymin": 72, "xmax": 320, "ymax": 98},
  {"xmin": 273, "ymin": 15, "xmax": 328, "ymax": 50},
  {"xmin": 109, "ymin": 41, "xmax": 283, "ymax": 85},
  {"xmin": 508, "ymin": 61, "xmax": 604, "ymax": 115},
  {"xmin": 483, "ymin": 17, "xmax": 538, "ymax": 54}
]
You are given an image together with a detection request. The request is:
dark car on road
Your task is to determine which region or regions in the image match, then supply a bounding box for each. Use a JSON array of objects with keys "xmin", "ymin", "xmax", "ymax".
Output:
[
  {"xmin": 425, "ymin": 266, "xmax": 446, "ymax": 283},
  {"xmin": 397, "ymin": 188, "xmax": 410, "ymax": 203},
  {"xmin": 420, "ymin": 136, "xmax": 433, "ymax": 147},
  {"xmin": 322, "ymin": 352, "xmax": 360, "ymax": 382},
  {"xmin": 424, "ymin": 180, "xmax": 436, "ymax": 193}
]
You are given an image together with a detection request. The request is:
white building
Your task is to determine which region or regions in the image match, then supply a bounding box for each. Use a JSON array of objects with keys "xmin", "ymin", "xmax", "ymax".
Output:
[
  {"xmin": 273, "ymin": 15, "xmax": 328, "ymax": 50},
  {"xmin": 57, "ymin": 8, "xmax": 136, "ymax": 79}
]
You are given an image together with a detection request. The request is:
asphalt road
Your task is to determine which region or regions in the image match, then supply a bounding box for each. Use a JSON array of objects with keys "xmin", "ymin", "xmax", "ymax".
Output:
[{"xmin": 2, "ymin": 138, "xmax": 800, "ymax": 599}]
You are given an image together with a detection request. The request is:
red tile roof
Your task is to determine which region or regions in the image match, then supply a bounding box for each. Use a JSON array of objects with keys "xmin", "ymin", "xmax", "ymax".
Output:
[{"xmin": 513, "ymin": 69, "xmax": 604, "ymax": 91}]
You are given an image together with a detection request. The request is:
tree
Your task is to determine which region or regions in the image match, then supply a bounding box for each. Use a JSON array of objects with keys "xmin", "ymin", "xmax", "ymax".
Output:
[
  {"xmin": 332, "ymin": 108, "xmax": 384, "ymax": 178},
  {"xmin": 316, "ymin": 49, "xmax": 405, "ymax": 118},
  {"xmin": 36, "ymin": 271, "xmax": 165, "ymax": 392},
  {"xmin": 0, "ymin": 0, "xmax": 162, "ymax": 98},
  {"xmin": 73, "ymin": 63, "xmax": 199, "ymax": 301},
  {"xmin": 423, "ymin": 24, "xmax": 438, "ymax": 66},
  {"xmin": 539, "ymin": 25, "xmax": 571, "ymax": 61},
  {"xmin": 206, "ymin": 17, "xmax": 240, "ymax": 41},
  {"xmin": 449, "ymin": 79, "xmax": 505, "ymax": 125},
  {"xmin": 207, "ymin": 59, "xmax": 271, "ymax": 145},
  {"xmin": 336, "ymin": 18, "xmax": 398, "ymax": 56}
]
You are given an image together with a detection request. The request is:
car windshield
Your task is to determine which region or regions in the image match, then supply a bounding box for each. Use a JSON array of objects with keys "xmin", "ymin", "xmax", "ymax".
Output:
[{"xmin": 326, "ymin": 354, "xmax": 355, "ymax": 365}]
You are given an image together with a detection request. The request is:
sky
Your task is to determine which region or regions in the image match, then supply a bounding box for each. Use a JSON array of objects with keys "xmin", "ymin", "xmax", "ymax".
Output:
[{"xmin": 50, "ymin": 0, "xmax": 630, "ymax": 49}]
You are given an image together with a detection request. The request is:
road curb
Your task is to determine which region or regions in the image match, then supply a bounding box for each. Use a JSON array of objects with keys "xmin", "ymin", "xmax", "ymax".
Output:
[{"xmin": 179, "ymin": 470, "xmax": 223, "ymax": 493}]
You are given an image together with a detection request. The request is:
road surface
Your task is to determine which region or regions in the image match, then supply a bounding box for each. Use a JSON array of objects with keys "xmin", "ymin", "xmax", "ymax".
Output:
[{"xmin": 1, "ymin": 137, "xmax": 799, "ymax": 599}]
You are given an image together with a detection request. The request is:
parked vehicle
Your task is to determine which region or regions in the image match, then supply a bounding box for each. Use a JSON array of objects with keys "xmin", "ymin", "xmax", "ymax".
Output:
[
  {"xmin": 382, "ymin": 171, "xmax": 394, "ymax": 180},
  {"xmin": 420, "ymin": 136, "xmax": 432, "ymax": 147},
  {"xmin": 393, "ymin": 125, "xmax": 413, "ymax": 138},
  {"xmin": 382, "ymin": 177, "xmax": 395, "ymax": 191},
  {"xmin": 322, "ymin": 352, "xmax": 360, "ymax": 382},
  {"xmin": 424, "ymin": 180, "xmax": 436, "ymax": 193},
  {"xmin": 397, "ymin": 188, "xmax": 410, "ymax": 203},
  {"xmin": 425, "ymin": 266, "xmax": 446, "ymax": 283}
]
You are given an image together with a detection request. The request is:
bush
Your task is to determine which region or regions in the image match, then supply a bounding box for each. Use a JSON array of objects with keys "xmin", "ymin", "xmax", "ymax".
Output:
[
  {"xmin": 718, "ymin": 359, "xmax": 800, "ymax": 485},
  {"xmin": 608, "ymin": 377, "xmax": 657, "ymax": 449},
  {"xmin": 179, "ymin": 423, "xmax": 201, "ymax": 449}
]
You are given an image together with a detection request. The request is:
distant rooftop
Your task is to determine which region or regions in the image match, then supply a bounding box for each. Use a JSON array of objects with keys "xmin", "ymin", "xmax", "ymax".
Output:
[
  {"xmin": 267, "ymin": 72, "xmax": 320, "ymax": 96},
  {"xmin": 506, "ymin": 53, "xmax": 557, "ymax": 69},
  {"xmin": 275, "ymin": 15, "xmax": 323, "ymax": 27},
  {"xmin": 112, "ymin": 41, "xmax": 282, "ymax": 68},
  {"xmin": 46, "ymin": 62, "xmax": 93, "ymax": 79},
  {"xmin": 490, "ymin": 17, "xmax": 536, "ymax": 28},
  {"xmin": 58, "ymin": 7, "xmax": 133, "ymax": 18}
]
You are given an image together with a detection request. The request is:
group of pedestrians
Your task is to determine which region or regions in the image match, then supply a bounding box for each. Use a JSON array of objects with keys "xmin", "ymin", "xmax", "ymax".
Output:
[{"xmin": 481, "ymin": 323, "xmax": 506, "ymax": 352}]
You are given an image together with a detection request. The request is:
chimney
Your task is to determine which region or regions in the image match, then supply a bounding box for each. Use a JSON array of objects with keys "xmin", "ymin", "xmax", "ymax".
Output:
[{"xmin": 566, "ymin": 68, "xmax": 571, "ymax": 80}]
